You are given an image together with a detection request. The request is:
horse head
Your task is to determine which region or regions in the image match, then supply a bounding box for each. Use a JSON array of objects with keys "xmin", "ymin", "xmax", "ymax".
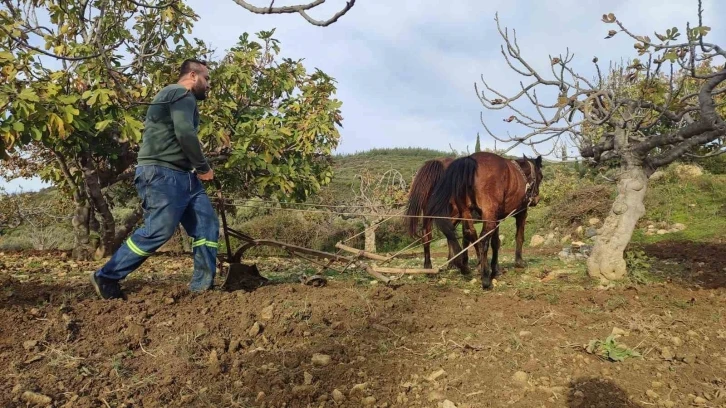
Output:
[{"xmin": 518, "ymin": 154, "xmax": 544, "ymax": 206}]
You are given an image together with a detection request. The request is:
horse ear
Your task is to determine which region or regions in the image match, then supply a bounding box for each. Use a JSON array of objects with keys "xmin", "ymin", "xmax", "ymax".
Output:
[
  {"xmin": 535, "ymin": 155, "xmax": 542, "ymax": 166},
  {"xmin": 522, "ymin": 153, "xmax": 526, "ymax": 161}
]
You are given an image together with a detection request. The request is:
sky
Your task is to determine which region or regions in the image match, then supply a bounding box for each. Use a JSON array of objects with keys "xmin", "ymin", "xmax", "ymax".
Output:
[{"xmin": 2, "ymin": 0, "xmax": 724, "ymax": 192}]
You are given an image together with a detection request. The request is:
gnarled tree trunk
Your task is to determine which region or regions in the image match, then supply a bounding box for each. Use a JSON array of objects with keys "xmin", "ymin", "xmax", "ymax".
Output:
[
  {"xmin": 71, "ymin": 200, "xmax": 94, "ymax": 260},
  {"xmin": 587, "ymin": 154, "xmax": 647, "ymax": 283}
]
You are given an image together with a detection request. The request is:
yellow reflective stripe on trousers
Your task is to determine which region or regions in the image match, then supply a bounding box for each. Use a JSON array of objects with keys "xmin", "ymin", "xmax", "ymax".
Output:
[
  {"xmin": 192, "ymin": 239, "xmax": 217, "ymax": 248},
  {"xmin": 126, "ymin": 238, "xmax": 151, "ymax": 257}
]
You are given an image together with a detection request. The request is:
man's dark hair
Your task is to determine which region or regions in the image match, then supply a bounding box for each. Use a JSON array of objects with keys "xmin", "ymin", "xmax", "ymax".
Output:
[{"xmin": 179, "ymin": 58, "xmax": 208, "ymax": 79}]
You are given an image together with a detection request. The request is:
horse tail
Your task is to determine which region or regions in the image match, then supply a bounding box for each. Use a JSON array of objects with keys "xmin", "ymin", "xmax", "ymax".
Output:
[
  {"xmin": 426, "ymin": 155, "xmax": 478, "ymax": 232},
  {"xmin": 406, "ymin": 159, "xmax": 447, "ymax": 237}
]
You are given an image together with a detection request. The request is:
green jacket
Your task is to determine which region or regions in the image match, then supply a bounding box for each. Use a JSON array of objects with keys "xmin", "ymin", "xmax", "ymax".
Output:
[{"xmin": 136, "ymin": 84, "xmax": 211, "ymax": 174}]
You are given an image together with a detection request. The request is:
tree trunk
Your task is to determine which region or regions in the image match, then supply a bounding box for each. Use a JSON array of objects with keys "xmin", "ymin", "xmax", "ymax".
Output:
[
  {"xmin": 364, "ymin": 218, "xmax": 378, "ymax": 253},
  {"xmin": 113, "ymin": 204, "xmax": 143, "ymax": 251},
  {"xmin": 71, "ymin": 201, "xmax": 94, "ymax": 261},
  {"xmin": 587, "ymin": 163, "xmax": 647, "ymax": 283},
  {"xmin": 80, "ymin": 154, "xmax": 117, "ymax": 260}
]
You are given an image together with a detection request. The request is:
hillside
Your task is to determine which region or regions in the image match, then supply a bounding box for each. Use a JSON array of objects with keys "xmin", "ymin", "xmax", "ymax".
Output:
[
  {"xmin": 322, "ymin": 147, "xmax": 454, "ymax": 202},
  {"xmin": 1, "ymin": 149, "xmax": 724, "ymax": 256}
]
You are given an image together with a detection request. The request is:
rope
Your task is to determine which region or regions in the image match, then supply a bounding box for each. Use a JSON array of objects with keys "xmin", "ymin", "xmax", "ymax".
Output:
[
  {"xmin": 341, "ymin": 211, "xmax": 404, "ymax": 244},
  {"xmin": 211, "ymin": 200, "xmax": 516, "ymax": 223},
  {"xmin": 211, "ymin": 196, "xmax": 408, "ymax": 209}
]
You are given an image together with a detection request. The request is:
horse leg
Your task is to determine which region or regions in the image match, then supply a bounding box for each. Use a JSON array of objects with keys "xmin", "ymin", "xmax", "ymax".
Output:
[
  {"xmin": 478, "ymin": 218, "xmax": 497, "ymax": 290},
  {"xmin": 490, "ymin": 226, "xmax": 501, "ymax": 279},
  {"xmin": 423, "ymin": 217, "xmax": 433, "ymax": 269},
  {"xmin": 441, "ymin": 219, "xmax": 470, "ymax": 275},
  {"xmin": 461, "ymin": 211, "xmax": 479, "ymax": 269},
  {"xmin": 514, "ymin": 210, "xmax": 528, "ymax": 269},
  {"xmin": 461, "ymin": 222, "xmax": 470, "ymax": 268}
]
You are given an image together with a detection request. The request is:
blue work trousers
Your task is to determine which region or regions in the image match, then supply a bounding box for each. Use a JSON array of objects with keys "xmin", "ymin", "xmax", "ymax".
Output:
[{"xmin": 95, "ymin": 165, "xmax": 220, "ymax": 292}]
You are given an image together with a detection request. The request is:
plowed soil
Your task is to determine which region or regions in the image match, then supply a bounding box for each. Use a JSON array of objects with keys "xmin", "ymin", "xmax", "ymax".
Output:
[{"xmin": 0, "ymin": 241, "xmax": 725, "ymax": 408}]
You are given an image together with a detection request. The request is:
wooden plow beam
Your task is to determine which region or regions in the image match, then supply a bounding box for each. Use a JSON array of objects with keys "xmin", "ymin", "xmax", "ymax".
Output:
[{"xmin": 335, "ymin": 242, "xmax": 438, "ymax": 281}]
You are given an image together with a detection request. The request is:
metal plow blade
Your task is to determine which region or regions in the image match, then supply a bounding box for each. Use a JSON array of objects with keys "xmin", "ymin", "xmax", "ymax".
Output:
[{"xmin": 219, "ymin": 263, "xmax": 269, "ymax": 292}]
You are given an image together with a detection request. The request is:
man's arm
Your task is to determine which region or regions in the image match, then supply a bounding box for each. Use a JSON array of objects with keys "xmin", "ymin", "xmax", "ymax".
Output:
[{"xmin": 169, "ymin": 91, "xmax": 211, "ymax": 174}]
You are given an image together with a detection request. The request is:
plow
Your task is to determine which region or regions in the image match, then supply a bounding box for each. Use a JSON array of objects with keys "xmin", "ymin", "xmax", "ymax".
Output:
[{"xmin": 212, "ymin": 180, "xmax": 438, "ymax": 291}]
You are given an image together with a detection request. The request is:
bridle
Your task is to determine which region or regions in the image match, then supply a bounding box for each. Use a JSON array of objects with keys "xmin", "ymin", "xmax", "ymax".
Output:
[{"xmin": 513, "ymin": 159, "xmax": 536, "ymax": 206}]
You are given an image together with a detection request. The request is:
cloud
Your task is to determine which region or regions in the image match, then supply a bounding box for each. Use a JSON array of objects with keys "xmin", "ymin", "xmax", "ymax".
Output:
[{"xmin": 3, "ymin": 0, "xmax": 724, "ymax": 191}]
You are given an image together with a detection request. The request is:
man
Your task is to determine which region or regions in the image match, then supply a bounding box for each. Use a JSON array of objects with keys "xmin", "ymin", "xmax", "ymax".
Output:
[{"xmin": 90, "ymin": 58, "xmax": 220, "ymax": 299}]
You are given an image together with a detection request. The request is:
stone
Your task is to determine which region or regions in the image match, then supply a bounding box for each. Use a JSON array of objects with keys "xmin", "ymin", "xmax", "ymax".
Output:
[
  {"xmin": 349, "ymin": 383, "xmax": 368, "ymax": 397},
  {"xmin": 588, "ymin": 217, "xmax": 601, "ymax": 226},
  {"xmin": 260, "ymin": 305, "xmax": 274, "ymax": 320},
  {"xmin": 311, "ymin": 353, "xmax": 331, "ymax": 367},
  {"xmin": 428, "ymin": 390, "xmax": 445, "ymax": 402},
  {"xmin": 21, "ymin": 391, "xmax": 52, "ymax": 405},
  {"xmin": 441, "ymin": 400, "xmax": 457, "ymax": 408},
  {"xmin": 22, "ymin": 340, "xmax": 38, "ymax": 350},
  {"xmin": 292, "ymin": 385, "xmax": 315, "ymax": 397},
  {"xmin": 611, "ymin": 327, "xmax": 628, "ymax": 337},
  {"xmin": 427, "ymin": 369, "xmax": 446, "ymax": 382},
  {"xmin": 332, "ymin": 389, "xmax": 345, "ymax": 403},
  {"xmin": 657, "ymin": 229, "xmax": 669, "ymax": 235},
  {"xmin": 585, "ymin": 228, "xmax": 598, "ymax": 238},
  {"xmin": 672, "ymin": 223, "xmax": 686, "ymax": 231},
  {"xmin": 671, "ymin": 337, "xmax": 683, "ymax": 347},
  {"xmin": 530, "ymin": 235, "xmax": 545, "ymax": 247},
  {"xmin": 512, "ymin": 371, "xmax": 529, "ymax": 387},
  {"xmin": 248, "ymin": 322, "xmax": 262, "ymax": 337},
  {"xmin": 660, "ymin": 347, "xmax": 674, "ymax": 361},
  {"xmin": 361, "ymin": 396, "xmax": 376, "ymax": 406}
]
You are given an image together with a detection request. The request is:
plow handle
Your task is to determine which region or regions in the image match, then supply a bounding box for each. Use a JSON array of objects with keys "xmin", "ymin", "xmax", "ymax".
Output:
[{"xmin": 214, "ymin": 179, "xmax": 234, "ymax": 263}]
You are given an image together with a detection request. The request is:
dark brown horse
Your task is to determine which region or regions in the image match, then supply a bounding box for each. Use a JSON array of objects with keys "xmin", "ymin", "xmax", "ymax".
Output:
[
  {"xmin": 405, "ymin": 157, "xmax": 479, "ymax": 269},
  {"xmin": 426, "ymin": 152, "xmax": 543, "ymax": 289}
]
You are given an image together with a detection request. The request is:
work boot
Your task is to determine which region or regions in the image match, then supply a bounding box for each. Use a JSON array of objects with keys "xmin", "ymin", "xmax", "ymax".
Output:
[{"xmin": 89, "ymin": 271, "xmax": 125, "ymax": 300}]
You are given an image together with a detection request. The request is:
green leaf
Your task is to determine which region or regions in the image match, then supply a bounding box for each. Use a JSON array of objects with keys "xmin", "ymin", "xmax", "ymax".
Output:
[
  {"xmin": 664, "ymin": 50, "xmax": 678, "ymax": 62},
  {"xmin": 31, "ymin": 127, "xmax": 42, "ymax": 141},
  {"xmin": 95, "ymin": 119, "xmax": 113, "ymax": 132},
  {"xmin": 87, "ymin": 91, "xmax": 99, "ymax": 107},
  {"xmin": 63, "ymin": 105, "xmax": 79, "ymax": 123},
  {"xmin": 17, "ymin": 88, "xmax": 40, "ymax": 102},
  {"xmin": 12, "ymin": 122, "xmax": 24, "ymax": 132}
]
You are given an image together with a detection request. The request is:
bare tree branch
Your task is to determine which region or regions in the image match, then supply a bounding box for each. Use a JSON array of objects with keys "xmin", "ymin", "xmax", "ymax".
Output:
[
  {"xmin": 685, "ymin": 146, "xmax": 726, "ymax": 158},
  {"xmin": 229, "ymin": 0, "xmax": 355, "ymax": 27}
]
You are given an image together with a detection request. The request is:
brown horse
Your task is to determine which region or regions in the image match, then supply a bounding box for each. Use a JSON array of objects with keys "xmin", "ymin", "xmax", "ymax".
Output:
[
  {"xmin": 405, "ymin": 157, "xmax": 479, "ymax": 269},
  {"xmin": 426, "ymin": 152, "xmax": 543, "ymax": 289}
]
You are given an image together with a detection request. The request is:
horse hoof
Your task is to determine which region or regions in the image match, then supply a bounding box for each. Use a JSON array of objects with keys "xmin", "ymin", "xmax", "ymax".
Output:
[
  {"xmin": 514, "ymin": 262, "xmax": 526, "ymax": 269},
  {"xmin": 461, "ymin": 267, "xmax": 472, "ymax": 276},
  {"xmin": 481, "ymin": 279, "xmax": 492, "ymax": 290},
  {"xmin": 423, "ymin": 263, "xmax": 432, "ymax": 270}
]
